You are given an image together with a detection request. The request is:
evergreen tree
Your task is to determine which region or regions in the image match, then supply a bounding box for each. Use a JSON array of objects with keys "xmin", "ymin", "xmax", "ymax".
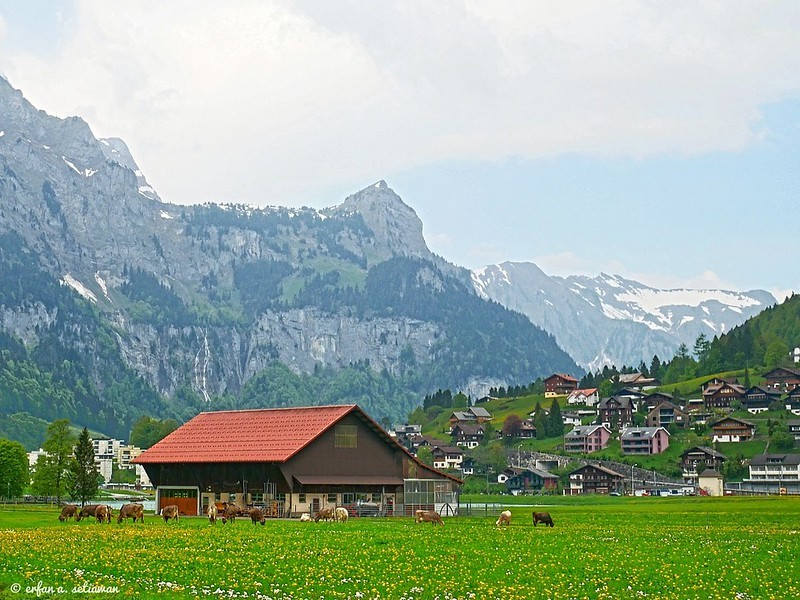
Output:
[
  {"xmin": 68, "ymin": 428, "xmax": 99, "ymax": 505},
  {"xmin": 533, "ymin": 402, "xmax": 547, "ymax": 440},
  {"xmin": 744, "ymin": 365, "xmax": 751, "ymax": 388},
  {"xmin": 548, "ymin": 399, "xmax": 564, "ymax": 438}
]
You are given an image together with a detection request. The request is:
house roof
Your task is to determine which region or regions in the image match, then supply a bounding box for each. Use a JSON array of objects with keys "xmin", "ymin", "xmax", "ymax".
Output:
[
  {"xmin": 468, "ymin": 407, "xmax": 492, "ymax": 418},
  {"xmin": 750, "ymin": 454, "xmax": 800, "ymax": 467},
  {"xmin": 598, "ymin": 396, "xmax": 634, "ymax": 409},
  {"xmin": 565, "ymin": 424, "xmax": 609, "ymax": 438},
  {"xmin": 710, "ymin": 416, "xmax": 756, "ymax": 428},
  {"xmin": 545, "ymin": 373, "xmax": 578, "ymax": 383},
  {"xmin": 135, "ymin": 405, "xmax": 357, "ymax": 464},
  {"xmin": 451, "ymin": 424, "xmax": 484, "ymax": 436},
  {"xmin": 681, "ymin": 446, "xmax": 726, "ymax": 460},
  {"xmin": 620, "ymin": 426, "xmax": 669, "ymax": 440},
  {"xmin": 570, "ymin": 463, "xmax": 624, "ymax": 478}
]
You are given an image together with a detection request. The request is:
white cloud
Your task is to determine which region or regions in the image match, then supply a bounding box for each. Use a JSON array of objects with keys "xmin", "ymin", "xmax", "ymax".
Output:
[{"xmin": 2, "ymin": 1, "xmax": 800, "ymax": 207}]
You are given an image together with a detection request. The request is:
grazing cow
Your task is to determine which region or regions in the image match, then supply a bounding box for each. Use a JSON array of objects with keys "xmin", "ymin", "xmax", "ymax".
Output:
[
  {"xmin": 207, "ymin": 504, "xmax": 218, "ymax": 524},
  {"xmin": 94, "ymin": 505, "xmax": 111, "ymax": 524},
  {"xmin": 58, "ymin": 504, "xmax": 78, "ymax": 522},
  {"xmin": 117, "ymin": 503, "xmax": 145, "ymax": 524},
  {"xmin": 249, "ymin": 507, "xmax": 266, "ymax": 525},
  {"xmin": 496, "ymin": 510, "xmax": 512, "ymax": 526},
  {"xmin": 335, "ymin": 507, "xmax": 349, "ymax": 522},
  {"xmin": 221, "ymin": 503, "xmax": 241, "ymax": 524},
  {"xmin": 76, "ymin": 504, "xmax": 102, "ymax": 522},
  {"xmin": 414, "ymin": 509, "xmax": 444, "ymax": 526},
  {"xmin": 314, "ymin": 507, "xmax": 336, "ymax": 522},
  {"xmin": 161, "ymin": 504, "xmax": 180, "ymax": 523},
  {"xmin": 299, "ymin": 513, "xmax": 312, "ymax": 522},
  {"xmin": 532, "ymin": 511, "xmax": 554, "ymax": 527}
]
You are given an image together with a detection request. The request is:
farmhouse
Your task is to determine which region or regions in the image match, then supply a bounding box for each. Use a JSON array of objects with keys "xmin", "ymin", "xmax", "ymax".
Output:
[
  {"xmin": 544, "ymin": 373, "xmax": 578, "ymax": 397},
  {"xmin": 710, "ymin": 416, "xmax": 756, "ymax": 443},
  {"xmin": 133, "ymin": 405, "xmax": 461, "ymax": 518},
  {"xmin": 566, "ymin": 464, "xmax": 625, "ymax": 495},
  {"xmin": 645, "ymin": 401, "xmax": 688, "ymax": 429},
  {"xmin": 763, "ymin": 367, "xmax": 800, "ymax": 393},
  {"xmin": 680, "ymin": 446, "xmax": 726, "ymax": 484},
  {"xmin": 702, "ymin": 381, "xmax": 746, "ymax": 410},
  {"xmin": 742, "ymin": 385, "xmax": 783, "ymax": 413}
]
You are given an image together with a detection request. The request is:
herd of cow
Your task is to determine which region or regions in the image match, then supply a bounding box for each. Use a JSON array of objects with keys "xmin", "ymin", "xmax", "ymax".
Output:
[{"xmin": 57, "ymin": 502, "xmax": 554, "ymax": 528}]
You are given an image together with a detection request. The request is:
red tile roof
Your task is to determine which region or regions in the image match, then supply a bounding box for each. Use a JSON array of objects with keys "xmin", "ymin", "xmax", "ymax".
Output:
[{"xmin": 134, "ymin": 405, "xmax": 357, "ymax": 464}]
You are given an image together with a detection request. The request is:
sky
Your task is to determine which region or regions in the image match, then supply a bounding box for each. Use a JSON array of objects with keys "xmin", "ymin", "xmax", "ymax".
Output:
[{"xmin": 1, "ymin": 1, "xmax": 799, "ymax": 300}]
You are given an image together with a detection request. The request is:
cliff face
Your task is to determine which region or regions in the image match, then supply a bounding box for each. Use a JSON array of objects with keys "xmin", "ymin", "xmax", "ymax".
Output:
[{"xmin": 0, "ymin": 78, "xmax": 579, "ymax": 432}]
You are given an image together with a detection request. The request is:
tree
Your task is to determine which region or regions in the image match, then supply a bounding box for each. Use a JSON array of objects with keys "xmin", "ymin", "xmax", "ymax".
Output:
[
  {"xmin": 68, "ymin": 427, "xmax": 99, "ymax": 504},
  {"xmin": 764, "ymin": 340, "xmax": 790, "ymax": 369},
  {"xmin": 548, "ymin": 399, "xmax": 564, "ymax": 438},
  {"xmin": 598, "ymin": 379, "xmax": 614, "ymax": 399},
  {"xmin": 501, "ymin": 414, "xmax": 523, "ymax": 439},
  {"xmin": 693, "ymin": 334, "xmax": 710, "ymax": 364},
  {"xmin": 0, "ymin": 438, "xmax": 28, "ymax": 499},
  {"xmin": 130, "ymin": 416, "xmax": 179, "ymax": 449},
  {"xmin": 416, "ymin": 446, "xmax": 434, "ymax": 467},
  {"xmin": 451, "ymin": 392, "xmax": 469, "ymax": 410},
  {"xmin": 532, "ymin": 402, "xmax": 547, "ymax": 440},
  {"xmin": 32, "ymin": 419, "xmax": 76, "ymax": 502},
  {"xmin": 770, "ymin": 431, "xmax": 795, "ymax": 452}
]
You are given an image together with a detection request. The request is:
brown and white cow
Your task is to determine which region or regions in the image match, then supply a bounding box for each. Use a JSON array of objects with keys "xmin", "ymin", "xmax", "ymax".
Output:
[
  {"xmin": 249, "ymin": 507, "xmax": 266, "ymax": 525},
  {"xmin": 496, "ymin": 510, "xmax": 512, "ymax": 526},
  {"xmin": 117, "ymin": 503, "xmax": 145, "ymax": 524},
  {"xmin": 161, "ymin": 504, "xmax": 179, "ymax": 523},
  {"xmin": 221, "ymin": 503, "xmax": 241, "ymax": 524},
  {"xmin": 58, "ymin": 504, "xmax": 78, "ymax": 522},
  {"xmin": 314, "ymin": 507, "xmax": 336, "ymax": 522},
  {"xmin": 94, "ymin": 505, "xmax": 112, "ymax": 524},
  {"xmin": 207, "ymin": 504, "xmax": 218, "ymax": 524},
  {"xmin": 414, "ymin": 509, "xmax": 444, "ymax": 526}
]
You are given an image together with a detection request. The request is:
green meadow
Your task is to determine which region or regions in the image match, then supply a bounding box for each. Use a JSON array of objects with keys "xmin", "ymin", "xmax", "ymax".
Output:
[{"xmin": 0, "ymin": 497, "xmax": 798, "ymax": 600}]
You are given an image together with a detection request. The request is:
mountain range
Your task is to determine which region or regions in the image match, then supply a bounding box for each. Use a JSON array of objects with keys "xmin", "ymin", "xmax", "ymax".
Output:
[{"xmin": 0, "ymin": 76, "xmax": 778, "ymax": 440}]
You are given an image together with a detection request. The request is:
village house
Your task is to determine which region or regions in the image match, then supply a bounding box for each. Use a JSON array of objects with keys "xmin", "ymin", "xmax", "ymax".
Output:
[
  {"xmin": 710, "ymin": 416, "xmax": 756, "ymax": 443},
  {"xmin": 503, "ymin": 419, "xmax": 537, "ymax": 439},
  {"xmin": 742, "ymin": 386, "xmax": 783, "ymax": 413},
  {"xmin": 448, "ymin": 406, "xmax": 493, "ymax": 430},
  {"xmin": 566, "ymin": 388, "xmax": 599, "ymax": 406},
  {"xmin": 620, "ymin": 427, "xmax": 670, "ymax": 455},
  {"xmin": 503, "ymin": 467, "xmax": 559, "ymax": 495},
  {"xmin": 680, "ymin": 446, "xmax": 726, "ymax": 485},
  {"xmin": 431, "ymin": 446, "xmax": 465, "ymax": 471},
  {"xmin": 763, "ymin": 367, "xmax": 800, "ymax": 393},
  {"xmin": 617, "ymin": 372, "xmax": 661, "ymax": 390},
  {"xmin": 450, "ymin": 423, "xmax": 485, "ymax": 449},
  {"xmin": 743, "ymin": 454, "xmax": 800, "ymax": 494},
  {"xmin": 702, "ymin": 381, "xmax": 746, "ymax": 410},
  {"xmin": 640, "ymin": 392, "xmax": 677, "ymax": 412},
  {"xmin": 133, "ymin": 405, "xmax": 462, "ymax": 518},
  {"xmin": 564, "ymin": 424, "xmax": 612, "ymax": 454},
  {"xmin": 544, "ymin": 373, "xmax": 579, "ymax": 398},
  {"xmin": 645, "ymin": 401, "xmax": 688, "ymax": 429},
  {"xmin": 597, "ymin": 396, "xmax": 634, "ymax": 430},
  {"xmin": 566, "ymin": 464, "xmax": 625, "ymax": 495},
  {"xmin": 698, "ymin": 469, "xmax": 725, "ymax": 496},
  {"xmin": 788, "ymin": 419, "xmax": 800, "ymax": 444},
  {"xmin": 787, "ymin": 386, "xmax": 800, "ymax": 415}
]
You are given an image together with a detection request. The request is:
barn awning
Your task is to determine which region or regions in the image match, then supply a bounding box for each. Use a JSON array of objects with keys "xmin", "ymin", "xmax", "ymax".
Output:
[{"xmin": 293, "ymin": 475, "xmax": 405, "ymax": 486}]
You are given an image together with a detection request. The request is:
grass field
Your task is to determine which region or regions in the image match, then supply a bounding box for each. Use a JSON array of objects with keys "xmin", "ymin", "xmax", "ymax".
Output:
[{"xmin": 1, "ymin": 497, "xmax": 799, "ymax": 599}]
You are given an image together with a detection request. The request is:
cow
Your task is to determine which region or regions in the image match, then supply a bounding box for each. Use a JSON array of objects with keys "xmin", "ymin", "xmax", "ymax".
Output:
[
  {"xmin": 249, "ymin": 507, "xmax": 266, "ymax": 525},
  {"xmin": 414, "ymin": 509, "xmax": 444, "ymax": 526},
  {"xmin": 161, "ymin": 504, "xmax": 180, "ymax": 523},
  {"xmin": 58, "ymin": 504, "xmax": 78, "ymax": 522},
  {"xmin": 314, "ymin": 507, "xmax": 336, "ymax": 522},
  {"xmin": 76, "ymin": 504, "xmax": 103, "ymax": 522},
  {"xmin": 221, "ymin": 503, "xmax": 241, "ymax": 524},
  {"xmin": 117, "ymin": 503, "xmax": 145, "ymax": 524},
  {"xmin": 532, "ymin": 511, "xmax": 554, "ymax": 527},
  {"xmin": 207, "ymin": 504, "xmax": 218, "ymax": 524},
  {"xmin": 299, "ymin": 513, "xmax": 312, "ymax": 522},
  {"xmin": 496, "ymin": 510, "xmax": 512, "ymax": 526},
  {"xmin": 94, "ymin": 505, "xmax": 112, "ymax": 524},
  {"xmin": 335, "ymin": 507, "xmax": 349, "ymax": 522}
]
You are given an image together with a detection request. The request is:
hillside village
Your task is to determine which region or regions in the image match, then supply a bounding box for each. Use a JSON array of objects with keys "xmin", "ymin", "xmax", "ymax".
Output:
[{"xmin": 394, "ymin": 366, "xmax": 800, "ymax": 497}]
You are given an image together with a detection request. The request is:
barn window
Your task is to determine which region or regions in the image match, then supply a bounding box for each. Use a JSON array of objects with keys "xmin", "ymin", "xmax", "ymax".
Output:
[
  {"xmin": 327, "ymin": 493, "xmax": 337, "ymax": 503},
  {"xmin": 335, "ymin": 424, "xmax": 358, "ymax": 448}
]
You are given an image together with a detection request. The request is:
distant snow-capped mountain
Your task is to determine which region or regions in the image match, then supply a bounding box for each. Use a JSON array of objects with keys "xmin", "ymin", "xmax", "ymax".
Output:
[{"xmin": 472, "ymin": 261, "xmax": 776, "ymax": 371}]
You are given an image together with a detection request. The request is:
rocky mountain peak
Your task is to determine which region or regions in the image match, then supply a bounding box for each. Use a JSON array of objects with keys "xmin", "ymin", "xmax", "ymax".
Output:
[{"xmin": 327, "ymin": 181, "xmax": 431, "ymax": 262}]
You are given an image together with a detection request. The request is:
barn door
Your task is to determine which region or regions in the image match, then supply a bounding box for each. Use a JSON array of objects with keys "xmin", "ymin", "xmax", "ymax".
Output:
[{"xmin": 311, "ymin": 497, "xmax": 321, "ymax": 514}]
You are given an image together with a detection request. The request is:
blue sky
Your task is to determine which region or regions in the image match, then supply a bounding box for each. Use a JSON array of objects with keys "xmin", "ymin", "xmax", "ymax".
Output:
[{"xmin": 1, "ymin": 1, "xmax": 799, "ymax": 299}]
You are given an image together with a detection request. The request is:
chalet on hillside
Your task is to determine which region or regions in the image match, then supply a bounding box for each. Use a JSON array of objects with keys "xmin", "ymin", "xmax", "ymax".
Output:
[
  {"xmin": 680, "ymin": 446, "xmax": 726, "ymax": 484},
  {"xmin": 620, "ymin": 427, "xmax": 670, "ymax": 455},
  {"xmin": 544, "ymin": 373, "xmax": 578, "ymax": 397},
  {"xmin": 431, "ymin": 446, "xmax": 465, "ymax": 471},
  {"xmin": 702, "ymin": 381, "xmax": 746, "ymax": 410},
  {"xmin": 133, "ymin": 405, "xmax": 461, "ymax": 518},
  {"xmin": 763, "ymin": 367, "xmax": 800, "ymax": 393},
  {"xmin": 742, "ymin": 386, "xmax": 783, "ymax": 413},
  {"xmin": 504, "ymin": 467, "xmax": 559, "ymax": 495},
  {"xmin": 701, "ymin": 376, "xmax": 739, "ymax": 391},
  {"xmin": 641, "ymin": 392, "xmax": 676, "ymax": 412},
  {"xmin": 450, "ymin": 424, "xmax": 485, "ymax": 449},
  {"xmin": 789, "ymin": 419, "xmax": 800, "ymax": 444},
  {"xmin": 788, "ymin": 386, "xmax": 800, "ymax": 415},
  {"xmin": 448, "ymin": 407, "xmax": 493, "ymax": 430},
  {"xmin": 566, "ymin": 464, "xmax": 625, "ymax": 495},
  {"xmin": 564, "ymin": 424, "xmax": 612, "ymax": 454},
  {"xmin": 710, "ymin": 416, "xmax": 756, "ymax": 443},
  {"xmin": 598, "ymin": 396, "xmax": 634, "ymax": 430},
  {"xmin": 567, "ymin": 388, "xmax": 599, "ymax": 406},
  {"xmin": 645, "ymin": 401, "xmax": 688, "ymax": 429},
  {"xmin": 617, "ymin": 372, "xmax": 661, "ymax": 390}
]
